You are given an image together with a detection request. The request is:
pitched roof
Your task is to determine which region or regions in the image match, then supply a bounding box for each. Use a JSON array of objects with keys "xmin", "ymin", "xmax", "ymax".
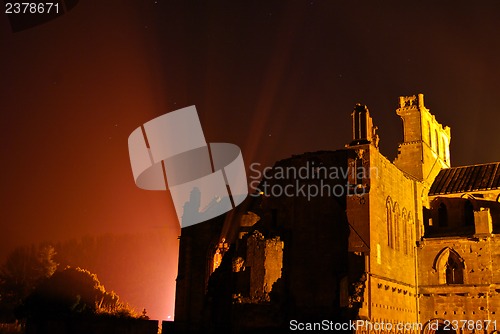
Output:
[{"xmin": 429, "ymin": 162, "xmax": 500, "ymax": 195}]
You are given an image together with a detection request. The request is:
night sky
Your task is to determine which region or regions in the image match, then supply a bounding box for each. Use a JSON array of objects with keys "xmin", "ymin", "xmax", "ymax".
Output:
[{"xmin": 1, "ymin": 0, "xmax": 500, "ymax": 321}]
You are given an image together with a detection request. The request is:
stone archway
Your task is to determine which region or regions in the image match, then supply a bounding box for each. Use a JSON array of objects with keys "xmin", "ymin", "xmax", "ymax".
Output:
[{"xmin": 432, "ymin": 247, "xmax": 466, "ymax": 285}]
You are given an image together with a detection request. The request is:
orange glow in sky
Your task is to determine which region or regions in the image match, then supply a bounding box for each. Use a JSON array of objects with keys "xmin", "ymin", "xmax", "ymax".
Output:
[{"xmin": 2, "ymin": 0, "xmax": 500, "ymax": 322}]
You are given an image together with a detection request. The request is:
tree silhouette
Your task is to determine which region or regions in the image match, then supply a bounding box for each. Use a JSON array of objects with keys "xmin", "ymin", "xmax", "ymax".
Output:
[
  {"xmin": 0, "ymin": 244, "xmax": 57, "ymax": 320},
  {"xmin": 20, "ymin": 267, "xmax": 136, "ymax": 319}
]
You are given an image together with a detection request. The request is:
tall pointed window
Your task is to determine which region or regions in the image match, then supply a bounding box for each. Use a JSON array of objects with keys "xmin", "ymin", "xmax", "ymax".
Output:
[
  {"xmin": 435, "ymin": 130, "xmax": 440, "ymax": 155},
  {"xmin": 442, "ymin": 138, "xmax": 447, "ymax": 161},
  {"xmin": 445, "ymin": 254, "xmax": 464, "ymax": 284},
  {"xmin": 393, "ymin": 203, "xmax": 400, "ymax": 251},
  {"xmin": 434, "ymin": 248, "xmax": 465, "ymax": 285},
  {"xmin": 427, "ymin": 121, "xmax": 432, "ymax": 147},
  {"xmin": 464, "ymin": 200, "xmax": 475, "ymax": 226},
  {"xmin": 408, "ymin": 214, "xmax": 414, "ymax": 256},
  {"xmin": 386, "ymin": 197, "xmax": 393, "ymax": 248},
  {"xmin": 438, "ymin": 203, "xmax": 448, "ymax": 227},
  {"xmin": 402, "ymin": 209, "xmax": 408, "ymax": 255}
]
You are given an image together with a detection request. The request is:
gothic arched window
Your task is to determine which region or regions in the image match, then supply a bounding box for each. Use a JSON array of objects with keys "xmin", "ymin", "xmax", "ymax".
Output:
[
  {"xmin": 445, "ymin": 254, "xmax": 464, "ymax": 284},
  {"xmin": 464, "ymin": 200, "xmax": 475, "ymax": 227},
  {"xmin": 408, "ymin": 213, "xmax": 414, "ymax": 256},
  {"xmin": 442, "ymin": 137, "xmax": 447, "ymax": 162},
  {"xmin": 393, "ymin": 203, "xmax": 400, "ymax": 251},
  {"xmin": 435, "ymin": 130, "xmax": 440, "ymax": 155},
  {"xmin": 427, "ymin": 121, "xmax": 432, "ymax": 147},
  {"xmin": 438, "ymin": 203, "xmax": 448, "ymax": 227},
  {"xmin": 434, "ymin": 248, "xmax": 465, "ymax": 285},
  {"xmin": 386, "ymin": 197, "xmax": 393, "ymax": 248},
  {"xmin": 402, "ymin": 209, "xmax": 408, "ymax": 255}
]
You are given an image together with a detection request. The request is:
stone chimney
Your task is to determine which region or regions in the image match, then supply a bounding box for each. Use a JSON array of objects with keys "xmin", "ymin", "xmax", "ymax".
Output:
[{"xmin": 474, "ymin": 207, "xmax": 493, "ymax": 236}]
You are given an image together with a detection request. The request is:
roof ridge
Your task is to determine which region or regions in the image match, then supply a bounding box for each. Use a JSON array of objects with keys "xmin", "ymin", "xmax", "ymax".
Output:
[
  {"xmin": 441, "ymin": 161, "xmax": 500, "ymax": 170},
  {"xmin": 429, "ymin": 162, "xmax": 500, "ymax": 195}
]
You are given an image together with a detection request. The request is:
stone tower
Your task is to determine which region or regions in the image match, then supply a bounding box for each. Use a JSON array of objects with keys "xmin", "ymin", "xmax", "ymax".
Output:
[{"xmin": 394, "ymin": 94, "xmax": 451, "ymax": 185}]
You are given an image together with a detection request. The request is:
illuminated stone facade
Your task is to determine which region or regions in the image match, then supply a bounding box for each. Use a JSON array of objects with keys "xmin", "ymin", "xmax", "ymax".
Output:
[
  {"xmin": 172, "ymin": 94, "xmax": 500, "ymax": 333},
  {"xmin": 417, "ymin": 165, "xmax": 500, "ymax": 330}
]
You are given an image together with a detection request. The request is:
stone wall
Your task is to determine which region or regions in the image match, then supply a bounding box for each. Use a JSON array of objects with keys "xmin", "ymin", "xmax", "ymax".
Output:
[
  {"xmin": 245, "ymin": 231, "xmax": 283, "ymax": 301},
  {"xmin": 418, "ymin": 236, "xmax": 500, "ymax": 323},
  {"xmin": 349, "ymin": 144, "xmax": 420, "ymax": 325},
  {"xmin": 260, "ymin": 151, "xmax": 352, "ymax": 320},
  {"xmin": 173, "ymin": 215, "xmax": 225, "ymax": 332}
]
